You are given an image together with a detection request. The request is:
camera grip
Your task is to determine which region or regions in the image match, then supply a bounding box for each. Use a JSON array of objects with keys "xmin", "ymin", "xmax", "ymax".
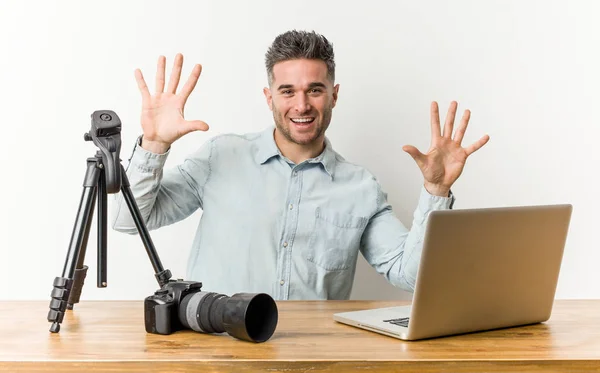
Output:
[{"xmin": 144, "ymin": 296, "xmax": 174, "ymax": 335}]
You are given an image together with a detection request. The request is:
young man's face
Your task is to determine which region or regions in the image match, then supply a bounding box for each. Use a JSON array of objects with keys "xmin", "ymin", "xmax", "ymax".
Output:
[{"xmin": 264, "ymin": 59, "xmax": 339, "ymax": 146}]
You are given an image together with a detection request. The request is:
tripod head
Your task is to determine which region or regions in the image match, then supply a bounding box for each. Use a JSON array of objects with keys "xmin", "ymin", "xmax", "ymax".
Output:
[{"xmin": 84, "ymin": 111, "xmax": 122, "ymax": 193}]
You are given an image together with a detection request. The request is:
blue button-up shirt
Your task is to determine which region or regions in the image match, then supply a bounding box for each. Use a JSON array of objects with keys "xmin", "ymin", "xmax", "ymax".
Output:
[{"xmin": 112, "ymin": 126, "xmax": 454, "ymax": 300}]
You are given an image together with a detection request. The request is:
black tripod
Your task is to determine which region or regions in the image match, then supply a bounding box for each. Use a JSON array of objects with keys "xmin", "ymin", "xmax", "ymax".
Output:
[{"xmin": 47, "ymin": 110, "xmax": 172, "ymax": 333}]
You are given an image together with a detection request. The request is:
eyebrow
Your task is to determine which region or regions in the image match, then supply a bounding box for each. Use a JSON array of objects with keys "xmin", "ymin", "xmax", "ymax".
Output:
[{"xmin": 277, "ymin": 82, "xmax": 327, "ymax": 91}]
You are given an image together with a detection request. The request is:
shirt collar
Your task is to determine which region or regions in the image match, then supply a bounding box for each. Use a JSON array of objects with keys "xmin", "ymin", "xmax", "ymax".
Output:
[{"xmin": 255, "ymin": 126, "xmax": 337, "ymax": 180}]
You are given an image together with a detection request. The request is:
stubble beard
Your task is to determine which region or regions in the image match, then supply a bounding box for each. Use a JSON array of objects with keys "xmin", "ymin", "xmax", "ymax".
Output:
[{"xmin": 272, "ymin": 102, "xmax": 333, "ymax": 146}]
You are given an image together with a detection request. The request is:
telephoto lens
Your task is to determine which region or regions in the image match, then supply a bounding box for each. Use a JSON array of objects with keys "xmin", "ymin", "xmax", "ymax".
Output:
[{"xmin": 178, "ymin": 291, "xmax": 278, "ymax": 342}]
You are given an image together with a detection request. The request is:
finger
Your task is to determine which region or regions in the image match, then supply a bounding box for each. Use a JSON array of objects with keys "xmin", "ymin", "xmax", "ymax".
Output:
[
  {"xmin": 134, "ymin": 69, "xmax": 151, "ymax": 103},
  {"xmin": 430, "ymin": 101, "xmax": 441, "ymax": 139},
  {"xmin": 180, "ymin": 64, "xmax": 203, "ymax": 101},
  {"xmin": 453, "ymin": 109, "xmax": 471, "ymax": 145},
  {"xmin": 464, "ymin": 135, "xmax": 490, "ymax": 156},
  {"xmin": 443, "ymin": 101, "xmax": 458, "ymax": 138},
  {"xmin": 183, "ymin": 120, "xmax": 210, "ymax": 134},
  {"xmin": 166, "ymin": 53, "xmax": 183, "ymax": 94},
  {"xmin": 402, "ymin": 145, "xmax": 426, "ymax": 168},
  {"xmin": 155, "ymin": 55, "xmax": 166, "ymax": 93}
]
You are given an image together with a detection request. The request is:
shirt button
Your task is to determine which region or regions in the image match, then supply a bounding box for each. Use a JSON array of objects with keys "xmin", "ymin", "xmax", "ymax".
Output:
[
  {"xmin": 293, "ymin": 171, "xmax": 298, "ymax": 176},
  {"xmin": 280, "ymin": 280, "xmax": 285, "ymax": 285},
  {"xmin": 289, "ymin": 204, "xmax": 293, "ymax": 210},
  {"xmin": 283, "ymin": 242, "xmax": 288, "ymax": 248}
]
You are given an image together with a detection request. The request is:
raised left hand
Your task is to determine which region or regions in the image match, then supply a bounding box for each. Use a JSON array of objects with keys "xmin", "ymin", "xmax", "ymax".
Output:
[{"xmin": 402, "ymin": 101, "xmax": 490, "ymax": 197}]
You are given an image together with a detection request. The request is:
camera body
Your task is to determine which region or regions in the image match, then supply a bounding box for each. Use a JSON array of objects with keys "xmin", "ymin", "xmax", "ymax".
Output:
[{"xmin": 144, "ymin": 279, "xmax": 203, "ymax": 335}]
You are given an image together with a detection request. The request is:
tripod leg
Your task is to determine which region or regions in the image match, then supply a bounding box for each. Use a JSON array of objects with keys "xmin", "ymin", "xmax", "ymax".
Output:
[
  {"xmin": 97, "ymin": 169, "xmax": 107, "ymax": 288},
  {"xmin": 67, "ymin": 185, "xmax": 96, "ymax": 310},
  {"xmin": 48, "ymin": 158, "xmax": 101, "ymax": 333},
  {"xmin": 119, "ymin": 164, "xmax": 172, "ymax": 286}
]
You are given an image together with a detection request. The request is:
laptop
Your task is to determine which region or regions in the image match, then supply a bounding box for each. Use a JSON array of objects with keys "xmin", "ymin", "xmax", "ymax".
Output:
[{"xmin": 333, "ymin": 204, "xmax": 573, "ymax": 341}]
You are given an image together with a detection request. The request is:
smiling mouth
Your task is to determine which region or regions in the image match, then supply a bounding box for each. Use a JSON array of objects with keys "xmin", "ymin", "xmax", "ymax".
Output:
[{"xmin": 290, "ymin": 117, "xmax": 315, "ymax": 124}]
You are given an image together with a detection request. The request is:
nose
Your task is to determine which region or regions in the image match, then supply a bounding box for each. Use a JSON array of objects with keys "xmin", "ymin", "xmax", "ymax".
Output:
[{"xmin": 293, "ymin": 93, "xmax": 311, "ymax": 114}]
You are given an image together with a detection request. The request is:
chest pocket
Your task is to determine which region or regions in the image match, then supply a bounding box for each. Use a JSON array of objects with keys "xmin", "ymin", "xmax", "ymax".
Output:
[{"xmin": 306, "ymin": 207, "xmax": 369, "ymax": 271}]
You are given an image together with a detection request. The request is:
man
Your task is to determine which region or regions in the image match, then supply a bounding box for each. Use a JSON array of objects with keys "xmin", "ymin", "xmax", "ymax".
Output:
[{"xmin": 112, "ymin": 30, "xmax": 489, "ymax": 300}]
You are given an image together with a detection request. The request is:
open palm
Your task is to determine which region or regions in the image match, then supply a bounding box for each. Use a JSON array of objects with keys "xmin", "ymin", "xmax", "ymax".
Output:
[
  {"xmin": 402, "ymin": 101, "xmax": 489, "ymax": 196},
  {"xmin": 135, "ymin": 54, "xmax": 209, "ymax": 152}
]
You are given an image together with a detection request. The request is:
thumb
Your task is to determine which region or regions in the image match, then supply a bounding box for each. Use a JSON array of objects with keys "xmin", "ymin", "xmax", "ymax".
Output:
[
  {"xmin": 402, "ymin": 145, "xmax": 425, "ymax": 167},
  {"xmin": 183, "ymin": 120, "xmax": 209, "ymax": 134}
]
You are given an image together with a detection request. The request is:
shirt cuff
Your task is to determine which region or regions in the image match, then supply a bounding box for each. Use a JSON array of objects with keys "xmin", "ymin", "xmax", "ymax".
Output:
[
  {"xmin": 417, "ymin": 184, "xmax": 455, "ymax": 213},
  {"xmin": 126, "ymin": 135, "xmax": 170, "ymax": 173}
]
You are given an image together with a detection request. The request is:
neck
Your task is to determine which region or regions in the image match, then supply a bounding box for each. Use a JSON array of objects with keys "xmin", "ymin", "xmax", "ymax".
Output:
[{"xmin": 273, "ymin": 128, "xmax": 325, "ymax": 164}]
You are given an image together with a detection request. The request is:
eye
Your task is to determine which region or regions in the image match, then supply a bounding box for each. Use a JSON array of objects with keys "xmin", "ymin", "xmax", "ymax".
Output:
[
  {"xmin": 281, "ymin": 90, "xmax": 293, "ymax": 95},
  {"xmin": 309, "ymin": 88, "xmax": 323, "ymax": 94}
]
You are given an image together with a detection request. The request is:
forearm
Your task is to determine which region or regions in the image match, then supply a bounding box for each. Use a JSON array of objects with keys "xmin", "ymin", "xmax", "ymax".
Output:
[
  {"xmin": 362, "ymin": 185, "xmax": 455, "ymax": 292},
  {"xmin": 111, "ymin": 145, "xmax": 169, "ymax": 234},
  {"xmin": 368, "ymin": 217, "xmax": 426, "ymax": 293},
  {"xmin": 395, "ymin": 186, "xmax": 455, "ymax": 290},
  {"xmin": 112, "ymin": 137, "xmax": 210, "ymax": 234}
]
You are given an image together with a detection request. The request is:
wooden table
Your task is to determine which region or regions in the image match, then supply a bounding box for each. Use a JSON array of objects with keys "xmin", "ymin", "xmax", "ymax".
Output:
[{"xmin": 1, "ymin": 300, "xmax": 600, "ymax": 372}]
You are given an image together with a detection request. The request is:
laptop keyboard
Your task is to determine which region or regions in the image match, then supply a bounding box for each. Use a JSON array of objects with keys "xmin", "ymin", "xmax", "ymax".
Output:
[{"xmin": 383, "ymin": 317, "xmax": 409, "ymax": 327}]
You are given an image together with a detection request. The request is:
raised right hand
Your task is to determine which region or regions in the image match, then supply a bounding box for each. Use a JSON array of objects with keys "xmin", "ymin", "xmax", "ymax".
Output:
[{"xmin": 134, "ymin": 54, "xmax": 209, "ymax": 154}]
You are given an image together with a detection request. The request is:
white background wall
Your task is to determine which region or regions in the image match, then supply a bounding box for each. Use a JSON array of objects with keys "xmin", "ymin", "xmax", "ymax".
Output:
[{"xmin": 0, "ymin": 0, "xmax": 597, "ymax": 301}]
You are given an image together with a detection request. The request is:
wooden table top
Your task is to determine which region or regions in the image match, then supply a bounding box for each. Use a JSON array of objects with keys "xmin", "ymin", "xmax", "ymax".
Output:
[{"xmin": 1, "ymin": 300, "xmax": 600, "ymax": 372}]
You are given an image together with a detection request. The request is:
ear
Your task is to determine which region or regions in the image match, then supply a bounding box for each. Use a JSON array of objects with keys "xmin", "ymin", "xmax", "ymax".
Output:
[
  {"xmin": 263, "ymin": 87, "xmax": 273, "ymax": 111},
  {"xmin": 331, "ymin": 84, "xmax": 340, "ymax": 108}
]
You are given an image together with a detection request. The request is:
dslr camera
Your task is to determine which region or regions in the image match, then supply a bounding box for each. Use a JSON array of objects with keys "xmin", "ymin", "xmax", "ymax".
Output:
[{"xmin": 144, "ymin": 279, "xmax": 278, "ymax": 342}]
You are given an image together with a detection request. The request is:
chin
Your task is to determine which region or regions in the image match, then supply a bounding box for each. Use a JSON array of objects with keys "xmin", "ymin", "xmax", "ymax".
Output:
[{"xmin": 290, "ymin": 132, "xmax": 320, "ymax": 145}]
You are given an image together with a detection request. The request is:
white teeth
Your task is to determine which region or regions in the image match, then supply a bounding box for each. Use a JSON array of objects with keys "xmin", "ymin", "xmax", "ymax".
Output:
[{"xmin": 291, "ymin": 118, "xmax": 314, "ymax": 123}]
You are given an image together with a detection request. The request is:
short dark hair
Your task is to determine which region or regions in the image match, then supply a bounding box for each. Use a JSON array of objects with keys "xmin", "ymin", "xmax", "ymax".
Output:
[{"xmin": 265, "ymin": 30, "xmax": 335, "ymax": 86}]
